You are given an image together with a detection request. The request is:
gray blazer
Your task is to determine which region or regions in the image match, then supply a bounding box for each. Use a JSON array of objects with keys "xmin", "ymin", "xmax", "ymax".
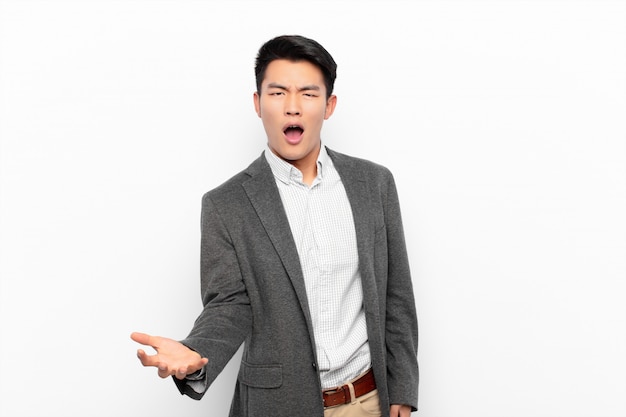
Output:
[{"xmin": 175, "ymin": 147, "xmax": 419, "ymax": 417}]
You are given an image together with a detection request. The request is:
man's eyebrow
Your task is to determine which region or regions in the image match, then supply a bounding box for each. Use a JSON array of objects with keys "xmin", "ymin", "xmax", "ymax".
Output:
[
  {"xmin": 298, "ymin": 85, "xmax": 321, "ymax": 92},
  {"xmin": 267, "ymin": 83, "xmax": 288, "ymax": 90},
  {"xmin": 266, "ymin": 83, "xmax": 321, "ymax": 92}
]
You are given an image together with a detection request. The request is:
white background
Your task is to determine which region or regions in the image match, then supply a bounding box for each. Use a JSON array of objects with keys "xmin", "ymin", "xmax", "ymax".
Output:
[{"xmin": 1, "ymin": 1, "xmax": 625, "ymax": 416}]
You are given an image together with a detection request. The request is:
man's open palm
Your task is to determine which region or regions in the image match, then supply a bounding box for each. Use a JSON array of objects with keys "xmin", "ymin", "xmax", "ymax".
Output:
[{"xmin": 131, "ymin": 332, "xmax": 208, "ymax": 380}]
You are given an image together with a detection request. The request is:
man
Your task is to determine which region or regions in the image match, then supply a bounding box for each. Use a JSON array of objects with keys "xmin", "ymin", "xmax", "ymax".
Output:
[{"xmin": 131, "ymin": 34, "xmax": 419, "ymax": 417}]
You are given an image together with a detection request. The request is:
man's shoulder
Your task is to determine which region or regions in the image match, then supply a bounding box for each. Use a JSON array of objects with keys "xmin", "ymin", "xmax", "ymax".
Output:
[
  {"xmin": 201, "ymin": 153, "xmax": 266, "ymax": 202},
  {"xmin": 327, "ymin": 147, "xmax": 394, "ymax": 180}
]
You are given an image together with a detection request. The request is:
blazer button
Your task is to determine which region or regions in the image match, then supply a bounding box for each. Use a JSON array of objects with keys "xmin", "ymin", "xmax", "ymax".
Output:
[{"xmin": 312, "ymin": 363, "xmax": 317, "ymax": 370}]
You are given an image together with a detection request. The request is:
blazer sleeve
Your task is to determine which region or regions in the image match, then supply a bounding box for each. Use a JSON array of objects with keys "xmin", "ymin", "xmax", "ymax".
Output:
[
  {"xmin": 174, "ymin": 193, "xmax": 253, "ymax": 399},
  {"xmin": 383, "ymin": 172, "xmax": 419, "ymax": 410}
]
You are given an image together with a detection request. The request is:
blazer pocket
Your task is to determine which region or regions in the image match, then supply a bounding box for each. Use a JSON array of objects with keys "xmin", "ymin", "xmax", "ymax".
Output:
[{"xmin": 238, "ymin": 361, "xmax": 283, "ymax": 389}]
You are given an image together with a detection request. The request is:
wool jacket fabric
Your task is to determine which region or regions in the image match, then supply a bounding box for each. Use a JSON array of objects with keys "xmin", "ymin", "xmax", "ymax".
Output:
[{"xmin": 174, "ymin": 147, "xmax": 419, "ymax": 417}]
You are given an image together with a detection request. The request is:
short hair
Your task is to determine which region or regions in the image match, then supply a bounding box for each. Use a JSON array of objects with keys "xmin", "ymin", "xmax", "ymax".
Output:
[{"xmin": 255, "ymin": 35, "xmax": 337, "ymax": 99}]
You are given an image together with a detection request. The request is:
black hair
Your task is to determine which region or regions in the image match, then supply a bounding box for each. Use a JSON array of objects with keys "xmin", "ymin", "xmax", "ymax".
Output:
[{"xmin": 254, "ymin": 35, "xmax": 337, "ymax": 99}]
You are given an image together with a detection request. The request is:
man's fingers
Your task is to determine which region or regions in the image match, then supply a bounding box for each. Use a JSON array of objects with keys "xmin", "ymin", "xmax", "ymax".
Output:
[
  {"xmin": 156, "ymin": 363, "xmax": 187, "ymax": 379},
  {"xmin": 130, "ymin": 332, "xmax": 156, "ymax": 347},
  {"xmin": 157, "ymin": 363, "xmax": 170, "ymax": 379},
  {"xmin": 191, "ymin": 357, "xmax": 208, "ymax": 371},
  {"xmin": 156, "ymin": 365, "xmax": 189, "ymax": 380},
  {"xmin": 390, "ymin": 404, "xmax": 411, "ymax": 417},
  {"xmin": 175, "ymin": 367, "xmax": 188, "ymax": 380},
  {"xmin": 136, "ymin": 349, "xmax": 160, "ymax": 368}
]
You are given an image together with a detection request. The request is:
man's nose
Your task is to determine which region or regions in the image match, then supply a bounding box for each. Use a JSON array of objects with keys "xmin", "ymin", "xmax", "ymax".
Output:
[{"xmin": 285, "ymin": 96, "xmax": 301, "ymax": 116}]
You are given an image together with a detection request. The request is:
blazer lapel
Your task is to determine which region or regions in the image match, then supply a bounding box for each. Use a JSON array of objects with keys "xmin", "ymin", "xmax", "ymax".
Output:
[
  {"xmin": 327, "ymin": 148, "xmax": 381, "ymax": 314},
  {"xmin": 241, "ymin": 155, "xmax": 314, "ymax": 323}
]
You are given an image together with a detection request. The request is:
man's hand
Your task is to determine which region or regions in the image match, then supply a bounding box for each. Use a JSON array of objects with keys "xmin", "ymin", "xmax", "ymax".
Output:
[
  {"xmin": 131, "ymin": 332, "xmax": 208, "ymax": 380},
  {"xmin": 390, "ymin": 404, "xmax": 412, "ymax": 417}
]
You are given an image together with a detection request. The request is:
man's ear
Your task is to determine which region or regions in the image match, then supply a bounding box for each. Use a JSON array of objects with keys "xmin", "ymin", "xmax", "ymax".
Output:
[
  {"xmin": 253, "ymin": 92, "xmax": 262, "ymax": 118},
  {"xmin": 324, "ymin": 95, "xmax": 337, "ymax": 120}
]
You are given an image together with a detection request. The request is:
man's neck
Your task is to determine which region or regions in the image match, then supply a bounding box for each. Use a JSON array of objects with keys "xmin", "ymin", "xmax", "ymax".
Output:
[
  {"xmin": 296, "ymin": 162, "xmax": 317, "ymax": 186},
  {"xmin": 291, "ymin": 144, "xmax": 321, "ymax": 186}
]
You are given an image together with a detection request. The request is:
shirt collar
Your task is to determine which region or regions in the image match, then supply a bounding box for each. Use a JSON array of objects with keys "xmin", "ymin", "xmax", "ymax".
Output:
[{"xmin": 264, "ymin": 143, "xmax": 329, "ymax": 185}]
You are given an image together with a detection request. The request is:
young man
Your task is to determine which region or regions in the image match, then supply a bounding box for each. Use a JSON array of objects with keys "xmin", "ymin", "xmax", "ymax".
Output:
[{"xmin": 131, "ymin": 35, "xmax": 419, "ymax": 417}]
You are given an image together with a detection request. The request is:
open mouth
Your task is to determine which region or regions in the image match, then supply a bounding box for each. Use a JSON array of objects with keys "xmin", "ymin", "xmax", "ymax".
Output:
[{"xmin": 284, "ymin": 125, "xmax": 304, "ymax": 143}]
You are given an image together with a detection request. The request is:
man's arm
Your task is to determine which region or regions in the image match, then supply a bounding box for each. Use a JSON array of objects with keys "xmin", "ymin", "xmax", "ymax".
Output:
[
  {"xmin": 176, "ymin": 193, "xmax": 252, "ymax": 392},
  {"xmin": 384, "ymin": 172, "xmax": 419, "ymax": 412},
  {"xmin": 131, "ymin": 193, "xmax": 252, "ymax": 399}
]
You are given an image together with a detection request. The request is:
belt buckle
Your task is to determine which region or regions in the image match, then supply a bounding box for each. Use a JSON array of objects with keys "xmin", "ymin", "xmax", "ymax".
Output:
[{"xmin": 323, "ymin": 384, "xmax": 351, "ymax": 407}]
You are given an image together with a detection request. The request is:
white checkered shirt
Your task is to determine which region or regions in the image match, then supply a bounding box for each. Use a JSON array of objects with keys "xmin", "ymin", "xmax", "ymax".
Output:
[{"xmin": 264, "ymin": 145, "xmax": 371, "ymax": 389}]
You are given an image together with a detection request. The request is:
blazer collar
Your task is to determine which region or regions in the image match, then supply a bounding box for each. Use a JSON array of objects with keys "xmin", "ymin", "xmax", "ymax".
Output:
[{"xmin": 242, "ymin": 146, "xmax": 373, "ymax": 277}]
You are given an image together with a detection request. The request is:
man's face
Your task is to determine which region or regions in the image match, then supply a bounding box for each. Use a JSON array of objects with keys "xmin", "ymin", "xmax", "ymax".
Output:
[{"xmin": 254, "ymin": 59, "xmax": 336, "ymax": 170}]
